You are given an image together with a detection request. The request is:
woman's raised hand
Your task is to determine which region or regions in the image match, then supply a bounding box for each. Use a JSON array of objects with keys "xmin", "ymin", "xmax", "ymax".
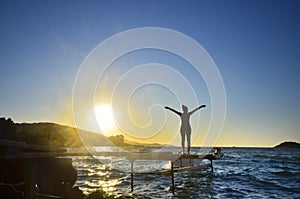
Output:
[{"xmin": 199, "ymin": 105, "xmax": 206, "ymax": 109}]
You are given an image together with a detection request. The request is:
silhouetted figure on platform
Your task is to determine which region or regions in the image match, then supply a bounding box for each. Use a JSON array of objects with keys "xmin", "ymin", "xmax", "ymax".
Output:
[{"xmin": 165, "ymin": 105, "xmax": 206, "ymax": 154}]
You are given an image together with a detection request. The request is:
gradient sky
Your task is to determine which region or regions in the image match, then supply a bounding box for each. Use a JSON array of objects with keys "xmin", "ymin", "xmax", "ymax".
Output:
[{"xmin": 0, "ymin": 0, "xmax": 299, "ymax": 147}]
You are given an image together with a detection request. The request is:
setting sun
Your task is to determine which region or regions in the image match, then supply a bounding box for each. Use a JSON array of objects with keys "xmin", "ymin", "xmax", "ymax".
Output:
[{"xmin": 94, "ymin": 104, "xmax": 116, "ymax": 136}]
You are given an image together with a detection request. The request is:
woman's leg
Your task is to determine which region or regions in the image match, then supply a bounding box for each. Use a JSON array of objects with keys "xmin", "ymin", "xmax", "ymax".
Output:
[
  {"xmin": 186, "ymin": 128, "xmax": 191, "ymax": 154},
  {"xmin": 180, "ymin": 128, "xmax": 185, "ymax": 153}
]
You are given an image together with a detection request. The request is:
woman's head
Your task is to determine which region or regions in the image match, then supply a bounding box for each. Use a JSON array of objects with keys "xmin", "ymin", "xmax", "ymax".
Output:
[{"xmin": 182, "ymin": 105, "xmax": 188, "ymax": 113}]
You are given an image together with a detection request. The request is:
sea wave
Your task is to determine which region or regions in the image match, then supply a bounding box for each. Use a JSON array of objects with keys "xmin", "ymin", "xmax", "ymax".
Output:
[{"xmin": 73, "ymin": 147, "xmax": 300, "ymax": 198}]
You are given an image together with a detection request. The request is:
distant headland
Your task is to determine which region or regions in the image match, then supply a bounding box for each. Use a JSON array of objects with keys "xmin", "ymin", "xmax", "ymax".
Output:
[
  {"xmin": 0, "ymin": 117, "xmax": 160, "ymax": 148},
  {"xmin": 274, "ymin": 141, "xmax": 300, "ymax": 148}
]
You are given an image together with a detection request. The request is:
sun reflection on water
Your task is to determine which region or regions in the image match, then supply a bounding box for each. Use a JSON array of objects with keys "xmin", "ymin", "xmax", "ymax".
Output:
[{"xmin": 83, "ymin": 179, "xmax": 121, "ymax": 194}]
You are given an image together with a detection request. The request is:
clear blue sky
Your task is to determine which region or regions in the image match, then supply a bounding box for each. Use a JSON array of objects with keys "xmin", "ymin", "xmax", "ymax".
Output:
[{"xmin": 0, "ymin": 0, "xmax": 299, "ymax": 147}]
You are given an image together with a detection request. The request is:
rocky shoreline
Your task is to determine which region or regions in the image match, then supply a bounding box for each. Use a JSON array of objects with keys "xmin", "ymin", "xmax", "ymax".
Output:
[{"xmin": 0, "ymin": 139, "xmax": 115, "ymax": 199}]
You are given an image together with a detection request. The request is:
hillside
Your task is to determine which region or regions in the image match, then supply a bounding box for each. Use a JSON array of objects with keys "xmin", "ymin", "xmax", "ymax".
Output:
[{"xmin": 15, "ymin": 122, "xmax": 112, "ymax": 147}]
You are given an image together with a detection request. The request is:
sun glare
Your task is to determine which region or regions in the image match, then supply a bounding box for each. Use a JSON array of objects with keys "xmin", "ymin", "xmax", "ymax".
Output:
[{"xmin": 94, "ymin": 104, "xmax": 116, "ymax": 136}]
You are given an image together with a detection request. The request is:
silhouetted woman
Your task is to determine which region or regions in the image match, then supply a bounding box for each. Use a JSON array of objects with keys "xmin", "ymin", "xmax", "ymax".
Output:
[{"xmin": 165, "ymin": 105, "xmax": 206, "ymax": 154}]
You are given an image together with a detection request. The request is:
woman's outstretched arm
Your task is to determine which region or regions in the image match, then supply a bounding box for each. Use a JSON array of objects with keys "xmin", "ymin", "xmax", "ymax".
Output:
[
  {"xmin": 164, "ymin": 106, "xmax": 181, "ymax": 116},
  {"xmin": 189, "ymin": 105, "xmax": 206, "ymax": 115}
]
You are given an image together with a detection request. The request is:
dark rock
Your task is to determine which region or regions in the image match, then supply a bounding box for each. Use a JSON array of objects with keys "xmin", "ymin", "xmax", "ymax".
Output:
[
  {"xmin": 0, "ymin": 183, "xmax": 23, "ymax": 199},
  {"xmin": 85, "ymin": 190, "xmax": 114, "ymax": 199}
]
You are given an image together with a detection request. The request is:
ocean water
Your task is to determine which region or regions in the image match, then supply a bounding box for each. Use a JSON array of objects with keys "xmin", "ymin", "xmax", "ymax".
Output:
[{"xmin": 72, "ymin": 147, "xmax": 300, "ymax": 198}]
